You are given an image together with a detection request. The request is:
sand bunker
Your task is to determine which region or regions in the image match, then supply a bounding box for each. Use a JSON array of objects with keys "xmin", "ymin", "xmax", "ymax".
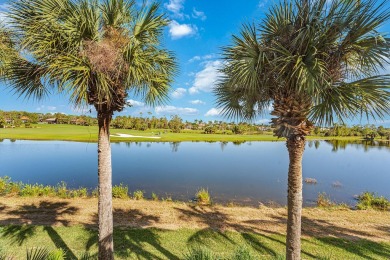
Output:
[{"xmin": 111, "ymin": 133, "xmax": 161, "ymax": 139}]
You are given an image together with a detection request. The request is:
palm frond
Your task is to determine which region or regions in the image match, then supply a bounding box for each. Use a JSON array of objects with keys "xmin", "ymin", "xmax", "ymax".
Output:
[
  {"xmin": 101, "ymin": 0, "xmax": 134, "ymax": 28},
  {"xmin": 6, "ymin": 58, "xmax": 49, "ymax": 100},
  {"xmin": 215, "ymin": 23, "xmax": 273, "ymax": 120},
  {"xmin": 311, "ymin": 75, "xmax": 390, "ymax": 126},
  {"xmin": 217, "ymin": 0, "xmax": 390, "ymax": 130},
  {"xmin": 132, "ymin": 2, "xmax": 168, "ymax": 45}
]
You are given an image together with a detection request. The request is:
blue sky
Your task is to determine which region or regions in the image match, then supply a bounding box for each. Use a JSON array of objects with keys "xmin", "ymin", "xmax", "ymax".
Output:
[{"xmin": 0, "ymin": 0, "xmax": 389, "ymax": 126}]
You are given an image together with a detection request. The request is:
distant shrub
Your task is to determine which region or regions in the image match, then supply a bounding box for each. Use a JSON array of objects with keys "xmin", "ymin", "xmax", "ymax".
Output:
[
  {"xmin": 151, "ymin": 192, "xmax": 159, "ymax": 201},
  {"xmin": 163, "ymin": 195, "xmax": 173, "ymax": 202},
  {"xmin": 356, "ymin": 192, "xmax": 390, "ymax": 211},
  {"xmin": 304, "ymin": 178, "xmax": 317, "ymax": 184},
  {"xmin": 184, "ymin": 247, "xmax": 217, "ymax": 260},
  {"xmin": 40, "ymin": 185, "xmax": 56, "ymax": 197},
  {"xmin": 91, "ymin": 188, "xmax": 99, "ymax": 198},
  {"xmin": 56, "ymin": 181, "xmax": 69, "ymax": 199},
  {"xmin": 317, "ymin": 193, "xmax": 334, "ymax": 208},
  {"xmin": 112, "ymin": 183, "xmax": 129, "ymax": 199},
  {"xmin": 20, "ymin": 184, "xmax": 41, "ymax": 197},
  {"xmin": 8, "ymin": 182, "xmax": 22, "ymax": 196},
  {"xmin": 196, "ymin": 188, "xmax": 211, "ymax": 205},
  {"xmin": 70, "ymin": 187, "xmax": 88, "ymax": 198},
  {"xmin": 133, "ymin": 190, "xmax": 144, "ymax": 200}
]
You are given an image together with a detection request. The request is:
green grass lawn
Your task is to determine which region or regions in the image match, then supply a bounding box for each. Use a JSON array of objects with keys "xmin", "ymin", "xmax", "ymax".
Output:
[
  {"xmin": 0, "ymin": 124, "xmax": 364, "ymax": 142},
  {"xmin": 0, "ymin": 225, "xmax": 389, "ymax": 259}
]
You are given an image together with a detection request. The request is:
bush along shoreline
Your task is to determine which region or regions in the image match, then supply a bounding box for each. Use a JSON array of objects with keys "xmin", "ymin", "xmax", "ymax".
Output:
[{"xmin": 1, "ymin": 176, "xmax": 389, "ymax": 210}]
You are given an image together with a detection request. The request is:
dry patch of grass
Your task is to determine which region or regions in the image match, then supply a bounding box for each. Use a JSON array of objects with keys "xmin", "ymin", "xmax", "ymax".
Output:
[{"xmin": 0, "ymin": 197, "xmax": 389, "ymax": 243}]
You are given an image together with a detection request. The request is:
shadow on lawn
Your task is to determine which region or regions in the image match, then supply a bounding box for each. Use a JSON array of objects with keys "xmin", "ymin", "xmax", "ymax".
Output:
[
  {"xmin": 1, "ymin": 201, "xmax": 389, "ymax": 259},
  {"xmin": 0, "ymin": 201, "xmax": 79, "ymax": 259},
  {"xmin": 85, "ymin": 208, "xmax": 179, "ymax": 259},
  {"xmin": 174, "ymin": 205, "xmax": 390, "ymax": 259}
]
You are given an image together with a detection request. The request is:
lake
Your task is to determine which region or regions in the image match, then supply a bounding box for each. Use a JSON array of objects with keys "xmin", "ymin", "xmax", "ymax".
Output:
[{"xmin": 0, "ymin": 139, "xmax": 389, "ymax": 206}]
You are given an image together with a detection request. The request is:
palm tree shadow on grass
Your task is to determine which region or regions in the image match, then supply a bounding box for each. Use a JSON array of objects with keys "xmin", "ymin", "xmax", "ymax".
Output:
[
  {"xmin": 174, "ymin": 206, "xmax": 286, "ymax": 257},
  {"xmin": 175, "ymin": 206, "xmax": 390, "ymax": 259},
  {"xmin": 300, "ymin": 216, "xmax": 390, "ymax": 259},
  {"xmin": 0, "ymin": 201, "xmax": 79, "ymax": 259},
  {"xmin": 85, "ymin": 208, "xmax": 179, "ymax": 259}
]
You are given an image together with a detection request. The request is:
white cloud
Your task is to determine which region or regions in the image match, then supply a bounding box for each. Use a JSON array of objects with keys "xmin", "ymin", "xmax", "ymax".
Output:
[
  {"xmin": 192, "ymin": 8, "xmax": 207, "ymax": 21},
  {"xmin": 36, "ymin": 105, "xmax": 57, "ymax": 112},
  {"xmin": 188, "ymin": 56, "xmax": 201, "ymax": 63},
  {"xmin": 165, "ymin": 0, "xmax": 185, "ymax": 18},
  {"xmin": 127, "ymin": 99, "xmax": 145, "ymax": 107},
  {"xmin": 190, "ymin": 60, "xmax": 223, "ymax": 94},
  {"xmin": 188, "ymin": 53, "xmax": 216, "ymax": 63},
  {"xmin": 190, "ymin": 100, "xmax": 206, "ymax": 105},
  {"xmin": 171, "ymin": 88, "xmax": 187, "ymax": 99},
  {"xmin": 258, "ymin": 0, "xmax": 268, "ymax": 8},
  {"xmin": 155, "ymin": 105, "xmax": 198, "ymax": 116},
  {"xmin": 169, "ymin": 20, "xmax": 197, "ymax": 39},
  {"xmin": 205, "ymin": 108, "xmax": 222, "ymax": 117}
]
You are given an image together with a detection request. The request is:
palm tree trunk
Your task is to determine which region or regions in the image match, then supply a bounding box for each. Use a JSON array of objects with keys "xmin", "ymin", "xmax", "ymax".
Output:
[
  {"xmin": 97, "ymin": 109, "xmax": 114, "ymax": 260},
  {"xmin": 286, "ymin": 135, "xmax": 305, "ymax": 260}
]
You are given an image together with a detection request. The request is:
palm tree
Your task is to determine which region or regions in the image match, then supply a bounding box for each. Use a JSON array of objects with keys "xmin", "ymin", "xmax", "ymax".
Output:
[
  {"xmin": 215, "ymin": 0, "xmax": 389, "ymax": 258},
  {"xmin": 6, "ymin": 0, "xmax": 176, "ymax": 258}
]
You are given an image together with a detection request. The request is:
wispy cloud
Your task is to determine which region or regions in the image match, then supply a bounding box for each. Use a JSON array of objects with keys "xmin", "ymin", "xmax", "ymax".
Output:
[
  {"xmin": 155, "ymin": 105, "xmax": 198, "ymax": 116},
  {"xmin": 169, "ymin": 20, "xmax": 198, "ymax": 39},
  {"xmin": 258, "ymin": 0, "xmax": 268, "ymax": 8},
  {"xmin": 171, "ymin": 88, "xmax": 187, "ymax": 99},
  {"xmin": 188, "ymin": 53, "xmax": 216, "ymax": 63},
  {"xmin": 127, "ymin": 99, "xmax": 145, "ymax": 107},
  {"xmin": 205, "ymin": 108, "xmax": 222, "ymax": 117},
  {"xmin": 189, "ymin": 60, "xmax": 223, "ymax": 94},
  {"xmin": 190, "ymin": 100, "xmax": 206, "ymax": 105},
  {"xmin": 165, "ymin": 0, "xmax": 185, "ymax": 19},
  {"xmin": 36, "ymin": 105, "xmax": 57, "ymax": 112},
  {"xmin": 192, "ymin": 8, "xmax": 206, "ymax": 21}
]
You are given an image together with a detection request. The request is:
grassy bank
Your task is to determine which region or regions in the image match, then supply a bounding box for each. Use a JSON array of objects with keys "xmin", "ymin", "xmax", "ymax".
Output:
[
  {"xmin": 0, "ymin": 197, "xmax": 389, "ymax": 259},
  {"xmin": 1, "ymin": 225, "xmax": 389, "ymax": 259},
  {"xmin": 0, "ymin": 124, "xmax": 365, "ymax": 142}
]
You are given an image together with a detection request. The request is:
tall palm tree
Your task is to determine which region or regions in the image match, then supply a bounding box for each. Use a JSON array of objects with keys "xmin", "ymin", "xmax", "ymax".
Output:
[
  {"xmin": 215, "ymin": 0, "xmax": 389, "ymax": 259},
  {"xmin": 6, "ymin": 0, "xmax": 176, "ymax": 258}
]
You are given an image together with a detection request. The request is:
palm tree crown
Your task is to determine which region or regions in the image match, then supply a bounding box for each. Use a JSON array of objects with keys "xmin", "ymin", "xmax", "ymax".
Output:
[
  {"xmin": 8, "ymin": 0, "xmax": 176, "ymax": 112},
  {"xmin": 216, "ymin": 0, "xmax": 390, "ymax": 137}
]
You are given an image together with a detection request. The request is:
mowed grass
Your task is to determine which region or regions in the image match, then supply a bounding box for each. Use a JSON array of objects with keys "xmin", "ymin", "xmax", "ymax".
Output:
[
  {"xmin": 0, "ymin": 124, "xmax": 279, "ymax": 142},
  {"xmin": 0, "ymin": 124, "xmax": 363, "ymax": 142},
  {"xmin": 0, "ymin": 225, "xmax": 389, "ymax": 259}
]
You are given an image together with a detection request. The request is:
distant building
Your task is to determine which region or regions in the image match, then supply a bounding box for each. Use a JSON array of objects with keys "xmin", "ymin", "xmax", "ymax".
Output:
[
  {"xmin": 20, "ymin": 116, "xmax": 30, "ymax": 123},
  {"xmin": 45, "ymin": 118, "xmax": 57, "ymax": 124}
]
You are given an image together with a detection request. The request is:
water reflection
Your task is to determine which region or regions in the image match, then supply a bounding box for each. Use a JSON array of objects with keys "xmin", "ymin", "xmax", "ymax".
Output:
[
  {"xmin": 170, "ymin": 142, "xmax": 180, "ymax": 152},
  {"xmin": 325, "ymin": 139, "xmax": 390, "ymax": 152},
  {"xmin": 0, "ymin": 139, "xmax": 389, "ymax": 206}
]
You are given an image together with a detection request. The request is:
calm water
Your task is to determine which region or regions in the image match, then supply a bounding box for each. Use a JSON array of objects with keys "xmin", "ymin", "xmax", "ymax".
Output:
[{"xmin": 0, "ymin": 139, "xmax": 389, "ymax": 206}]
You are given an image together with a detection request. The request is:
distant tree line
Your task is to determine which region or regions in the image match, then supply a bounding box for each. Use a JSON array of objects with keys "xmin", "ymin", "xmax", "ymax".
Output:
[
  {"xmin": 0, "ymin": 110, "xmax": 97, "ymax": 127},
  {"xmin": 1, "ymin": 110, "xmax": 389, "ymax": 139},
  {"xmin": 111, "ymin": 115, "xmax": 271, "ymax": 134},
  {"xmin": 314, "ymin": 124, "xmax": 390, "ymax": 140}
]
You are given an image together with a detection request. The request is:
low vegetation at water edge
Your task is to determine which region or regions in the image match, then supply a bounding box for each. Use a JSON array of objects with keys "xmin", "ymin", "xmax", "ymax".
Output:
[
  {"xmin": 195, "ymin": 188, "xmax": 211, "ymax": 205},
  {"xmin": 356, "ymin": 192, "xmax": 390, "ymax": 211}
]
